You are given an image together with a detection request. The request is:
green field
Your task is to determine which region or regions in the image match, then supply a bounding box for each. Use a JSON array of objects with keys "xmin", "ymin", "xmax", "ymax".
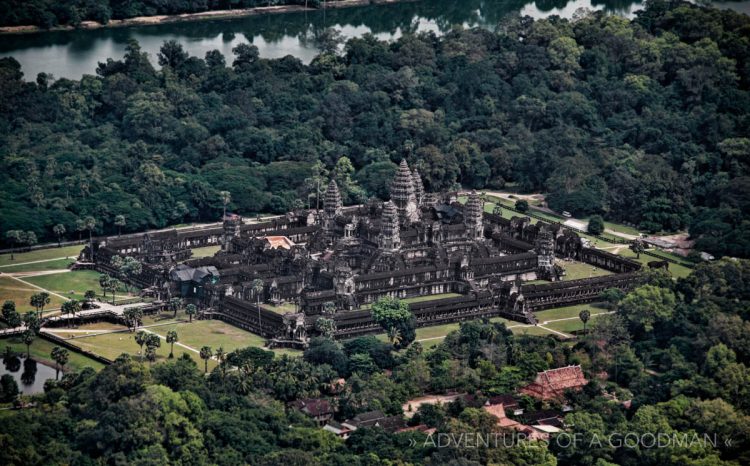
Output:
[
  {"xmin": 0, "ymin": 258, "xmax": 75, "ymax": 273},
  {"xmin": 0, "ymin": 276, "xmax": 68, "ymax": 312},
  {"xmin": 616, "ymin": 247, "xmax": 693, "ymax": 279},
  {"xmin": 190, "ymin": 245, "xmax": 221, "ymax": 259},
  {"xmin": 262, "ymin": 302, "xmax": 299, "ymax": 315},
  {"xmin": 0, "ymin": 335, "xmax": 105, "ymax": 372},
  {"xmin": 0, "ymin": 245, "xmax": 84, "ymax": 267},
  {"xmin": 534, "ymin": 303, "xmax": 606, "ymax": 322},
  {"xmin": 361, "ymin": 293, "xmax": 462, "ymax": 310},
  {"xmin": 559, "ymin": 261, "xmax": 612, "ymax": 280},
  {"xmin": 23, "ymin": 270, "xmax": 139, "ymax": 302}
]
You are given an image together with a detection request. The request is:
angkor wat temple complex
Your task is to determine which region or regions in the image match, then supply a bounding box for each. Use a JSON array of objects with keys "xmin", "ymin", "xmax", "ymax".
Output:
[{"xmin": 87, "ymin": 160, "xmax": 642, "ymax": 345}]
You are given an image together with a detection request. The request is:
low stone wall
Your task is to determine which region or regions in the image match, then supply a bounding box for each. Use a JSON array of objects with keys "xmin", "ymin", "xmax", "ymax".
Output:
[{"xmin": 40, "ymin": 332, "xmax": 114, "ymax": 366}]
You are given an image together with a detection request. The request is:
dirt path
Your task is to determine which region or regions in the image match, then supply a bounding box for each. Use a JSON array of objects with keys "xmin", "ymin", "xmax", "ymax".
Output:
[{"xmin": 0, "ymin": 256, "xmax": 75, "ymax": 269}]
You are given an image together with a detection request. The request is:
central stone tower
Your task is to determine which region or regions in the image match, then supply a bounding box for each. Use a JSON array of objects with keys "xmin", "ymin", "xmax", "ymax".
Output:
[
  {"xmin": 390, "ymin": 159, "xmax": 420, "ymax": 225},
  {"xmin": 464, "ymin": 191, "xmax": 484, "ymax": 240},
  {"xmin": 379, "ymin": 201, "xmax": 401, "ymax": 251}
]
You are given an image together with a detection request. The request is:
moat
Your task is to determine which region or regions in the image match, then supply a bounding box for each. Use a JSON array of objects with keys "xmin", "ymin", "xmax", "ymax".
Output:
[{"xmin": 1, "ymin": 0, "xmax": 749, "ymax": 80}]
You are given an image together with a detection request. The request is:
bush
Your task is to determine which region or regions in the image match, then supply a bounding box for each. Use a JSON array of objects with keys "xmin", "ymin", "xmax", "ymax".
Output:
[
  {"xmin": 515, "ymin": 199, "xmax": 529, "ymax": 212},
  {"xmin": 588, "ymin": 215, "xmax": 605, "ymax": 235}
]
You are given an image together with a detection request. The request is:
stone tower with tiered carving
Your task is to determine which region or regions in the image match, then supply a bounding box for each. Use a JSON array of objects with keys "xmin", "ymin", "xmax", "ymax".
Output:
[
  {"xmin": 323, "ymin": 180, "xmax": 342, "ymax": 233},
  {"xmin": 412, "ymin": 168, "xmax": 424, "ymax": 207},
  {"xmin": 324, "ymin": 180, "xmax": 342, "ymax": 218},
  {"xmin": 390, "ymin": 159, "xmax": 420, "ymax": 225},
  {"xmin": 379, "ymin": 201, "xmax": 401, "ymax": 251},
  {"xmin": 464, "ymin": 191, "xmax": 484, "ymax": 240}
]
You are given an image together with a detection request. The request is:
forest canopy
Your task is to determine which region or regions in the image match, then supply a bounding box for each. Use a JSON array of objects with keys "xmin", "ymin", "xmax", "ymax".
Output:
[{"xmin": 0, "ymin": 0, "xmax": 749, "ymax": 257}]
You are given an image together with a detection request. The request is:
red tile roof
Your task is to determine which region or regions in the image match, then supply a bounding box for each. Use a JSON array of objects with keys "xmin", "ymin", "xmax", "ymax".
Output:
[{"xmin": 519, "ymin": 365, "xmax": 588, "ymax": 400}]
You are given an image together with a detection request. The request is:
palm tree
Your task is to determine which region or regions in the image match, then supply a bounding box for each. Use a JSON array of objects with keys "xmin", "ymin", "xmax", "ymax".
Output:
[
  {"xmin": 107, "ymin": 278, "xmax": 120, "ymax": 305},
  {"xmin": 215, "ymin": 346, "xmax": 226, "ymax": 379},
  {"xmin": 387, "ymin": 326, "xmax": 403, "ymax": 347},
  {"xmin": 166, "ymin": 330, "xmax": 179, "ymax": 358},
  {"xmin": 134, "ymin": 330, "xmax": 148, "ymax": 361},
  {"xmin": 199, "ymin": 346, "xmax": 212, "ymax": 374},
  {"xmin": 185, "ymin": 304, "xmax": 197, "ymax": 323},
  {"xmin": 145, "ymin": 333, "xmax": 161, "ymax": 364},
  {"xmin": 114, "ymin": 215, "xmax": 126, "ymax": 236},
  {"xmin": 22, "ymin": 330, "xmax": 35, "ymax": 358},
  {"xmin": 5, "ymin": 230, "xmax": 23, "ymax": 260},
  {"xmin": 579, "ymin": 309, "xmax": 591, "ymax": 336},
  {"xmin": 52, "ymin": 224, "xmax": 66, "ymax": 247},
  {"xmin": 99, "ymin": 274, "xmax": 110, "ymax": 299},
  {"xmin": 219, "ymin": 191, "xmax": 231, "ymax": 219},
  {"xmin": 51, "ymin": 346, "xmax": 69, "ymax": 380},
  {"xmin": 84, "ymin": 216, "xmax": 97, "ymax": 260},
  {"xmin": 169, "ymin": 297, "xmax": 182, "ymax": 317},
  {"xmin": 252, "ymin": 279, "xmax": 264, "ymax": 336}
]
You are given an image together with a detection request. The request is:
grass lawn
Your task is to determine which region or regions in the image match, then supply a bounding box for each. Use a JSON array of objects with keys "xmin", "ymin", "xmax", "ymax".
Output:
[
  {"xmin": 262, "ymin": 302, "xmax": 299, "ymax": 315},
  {"xmin": 24, "ymin": 270, "xmax": 140, "ymax": 302},
  {"xmin": 0, "ymin": 335, "xmax": 105, "ymax": 372},
  {"xmin": 511, "ymin": 325, "xmax": 560, "ymax": 336},
  {"xmin": 0, "ymin": 258, "xmax": 75, "ymax": 273},
  {"xmin": 0, "ymin": 276, "xmax": 68, "ymax": 312},
  {"xmin": 617, "ymin": 248, "xmax": 693, "ymax": 279},
  {"xmin": 559, "ymin": 261, "xmax": 612, "ymax": 280},
  {"xmin": 190, "ymin": 245, "xmax": 221, "ymax": 259},
  {"xmin": 361, "ymin": 293, "xmax": 463, "ymax": 310},
  {"xmin": 534, "ymin": 303, "xmax": 607, "ymax": 322},
  {"xmin": 67, "ymin": 331, "xmax": 169, "ymax": 364},
  {"xmin": 0, "ymin": 245, "xmax": 83, "ymax": 267}
]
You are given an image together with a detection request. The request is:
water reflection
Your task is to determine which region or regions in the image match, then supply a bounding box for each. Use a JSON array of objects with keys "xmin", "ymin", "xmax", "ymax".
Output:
[
  {"xmin": 0, "ymin": 351, "xmax": 56, "ymax": 394},
  {"xmin": 0, "ymin": 0, "xmax": 745, "ymax": 80}
]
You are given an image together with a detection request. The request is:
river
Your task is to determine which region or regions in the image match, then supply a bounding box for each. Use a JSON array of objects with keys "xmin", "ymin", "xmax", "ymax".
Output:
[{"xmin": 0, "ymin": 0, "xmax": 748, "ymax": 80}]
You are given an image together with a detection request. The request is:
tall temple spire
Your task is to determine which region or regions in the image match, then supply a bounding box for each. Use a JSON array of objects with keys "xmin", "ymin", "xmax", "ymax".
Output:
[
  {"xmin": 411, "ymin": 168, "xmax": 424, "ymax": 206},
  {"xmin": 323, "ymin": 180, "xmax": 342, "ymax": 218},
  {"xmin": 390, "ymin": 159, "xmax": 419, "ymax": 225},
  {"xmin": 464, "ymin": 191, "xmax": 484, "ymax": 240},
  {"xmin": 379, "ymin": 201, "xmax": 401, "ymax": 251}
]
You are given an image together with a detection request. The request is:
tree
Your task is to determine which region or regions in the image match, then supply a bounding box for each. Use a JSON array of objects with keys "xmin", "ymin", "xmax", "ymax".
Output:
[
  {"xmin": 515, "ymin": 199, "xmax": 529, "ymax": 212},
  {"xmin": 50, "ymin": 346, "xmax": 69, "ymax": 380},
  {"xmin": 2, "ymin": 300, "xmax": 21, "ymax": 328},
  {"xmin": 21, "ymin": 330, "xmax": 35, "ymax": 358},
  {"xmin": 84, "ymin": 216, "xmax": 97, "ymax": 259},
  {"xmin": 314, "ymin": 317, "xmax": 336, "ymax": 338},
  {"xmin": 219, "ymin": 191, "xmax": 231, "ymax": 219},
  {"xmin": 169, "ymin": 297, "xmax": 182, "ymax": 317},
  {"xmin": 588, "ymin": 215, "xmax": 605, "ymax": 235},
  {"xmin": 185, "ymin": 304, "xmax": 197, "ymax": 323},
  {"xmin": 579, "ymin": 309, "xmax": 591, "ymax": 336},
  {"xmin": 84, "ymin": 289, "xmax": 97, "ymax": 304},
  {"xmin": 123, "ymin": 306, "xmax": 143, "ymax": 331},
  {"xmin": 199, "ymin": 346, "xmax": 212, "ymax": 373},
  {"xmin": 5, "ymin": 230, "xmax": 23, "ymax": 260},
  {"xmin": 29, "ymin": 292, "xmax": 50, "ymax": 317},
  {"xmin": 215, "ymin": 346, "xmax": 226, "ymax": 379},
  {"xmin": 22, "ymin": 312, "xmax": 40, "ymax": 334},
  {"xmin": 107, "ymin": 278, "xmax": 120, "ymax": 304},
  {"xmin": 114, "ymin": 215, "xmax": 126, "ymax": 236},
  {"xmin": 134, "ymin": 330, "xmax": 148, "ymax": 361},
  {"xmin": 52, "ymin": 223, "xmax": 66, "ymax": 247},
  {"xmin": 166, "ymin": 330, "xmax": 179, "ymax": 358},
  {"xmin": 113, "ymin": 256, "xmax": 142, "ymax": 293},
  {"xmin": 99, "ymin": 274, "xmax": 111, "ymax": 299},
  {"xmin": 145, "ymin": 333, "xmax": 161, "ymax": 364},
  {"xmin": 629, "ymin": 239, "xmax": 645, "ymax": 259},
  {"xmin": 0, "ymin": 374, "xmax": 19, "ymax": 403},
  {"xmin": 61, "ymin": 300, "xmax": 81, "ymax": 326},
  {"xmin": 618, "ymin": 285, "xmax": 676, "ymax": 334},
  {"xmin": 371, "ymin": 297, "xmax": 415, "ymax": 349}
]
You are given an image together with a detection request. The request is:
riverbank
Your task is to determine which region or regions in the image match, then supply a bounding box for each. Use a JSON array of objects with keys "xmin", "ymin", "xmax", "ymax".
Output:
[{"xmin": 0, "ymin": 0, "xmax": 418, "ymax": 35}]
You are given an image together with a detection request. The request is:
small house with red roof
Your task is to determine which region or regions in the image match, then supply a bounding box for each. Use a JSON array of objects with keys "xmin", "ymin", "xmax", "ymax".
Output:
[{"xmin": 519, "ymin": 365, "xmax": 588, "ymax": 400}]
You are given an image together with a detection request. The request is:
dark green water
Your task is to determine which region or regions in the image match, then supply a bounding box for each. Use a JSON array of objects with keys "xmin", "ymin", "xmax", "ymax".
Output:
[{"xmin": 0, "ymin": 0, "xmax": 748, "ymax": 80}]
